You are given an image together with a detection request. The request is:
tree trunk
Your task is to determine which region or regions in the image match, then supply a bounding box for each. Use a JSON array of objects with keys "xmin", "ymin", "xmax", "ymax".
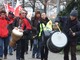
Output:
[
  {"xmin": 78, "ymin": 0, "xmax": 80, "ymax": 19},
  {"xmin": 33, "ymin": 0, "xmax": 36, "ymax": 12}
]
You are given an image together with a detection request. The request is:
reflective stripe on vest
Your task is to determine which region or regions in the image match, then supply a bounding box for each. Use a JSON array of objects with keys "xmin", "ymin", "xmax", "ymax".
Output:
[{"xmin": 38, "ymin": 20, "xmax": 52, "ymax": 37}]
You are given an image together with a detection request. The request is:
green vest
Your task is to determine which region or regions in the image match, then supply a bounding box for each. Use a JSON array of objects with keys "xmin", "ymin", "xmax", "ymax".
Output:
[{"xmin": 38, "ymin": 20, "xmax": 53, "ymax": 37}]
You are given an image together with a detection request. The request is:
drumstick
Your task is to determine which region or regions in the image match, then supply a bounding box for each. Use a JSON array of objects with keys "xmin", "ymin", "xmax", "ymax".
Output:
[
  {"xmin": 70, "ymin": 28, "xmax": 73, "ymax": 33},
  {"xmin": 56, "ymin": 24, "xmax": 61, "ymax": 32}
]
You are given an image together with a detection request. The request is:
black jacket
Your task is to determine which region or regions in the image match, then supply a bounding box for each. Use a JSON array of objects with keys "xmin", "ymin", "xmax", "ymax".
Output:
[
  {"xmin": 55, "ymin": 16, "xmax": 80, "ymax": 41},
  {"xmin": 31, "ymin": 17, "xmax": 41, "ymax": 35}
]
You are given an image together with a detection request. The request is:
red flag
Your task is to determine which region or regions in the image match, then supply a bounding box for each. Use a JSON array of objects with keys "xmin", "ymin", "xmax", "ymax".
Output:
[
  {"xmin": 14, "ymin": 0, "xmax": 23, "ymax": 16},
  {"xmin": 7, "ymin": 4, "xmax": 14, "ymax": 12},
  {"xmin": 3, "ymin": 3, "xmax": 14, "ymax": 13},
  {"xmin": 14, "ymin": 5, "xmax": 22, "ymax": 16}
]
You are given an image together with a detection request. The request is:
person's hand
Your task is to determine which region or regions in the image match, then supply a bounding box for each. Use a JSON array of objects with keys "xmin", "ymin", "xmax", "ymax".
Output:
[
  {"xmin": 19, "ymin": 29, "xmax": 23, "ymax": 32},
  {"xmin": 55, "ymin": 22, "xmax": 59, "ymax": 26},
  {"xmin": 72, "ymin": 32, "xmax": 76, "ymax": 36},
  {"xmin": 14, "ymin": 27, "xmax": 18, "ymax": 30}
]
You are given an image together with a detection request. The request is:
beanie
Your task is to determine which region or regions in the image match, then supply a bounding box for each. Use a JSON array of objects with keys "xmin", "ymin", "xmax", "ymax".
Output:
[{"xmin": 70, "ymin": 10, "xmax": 78, "ymax": 17}]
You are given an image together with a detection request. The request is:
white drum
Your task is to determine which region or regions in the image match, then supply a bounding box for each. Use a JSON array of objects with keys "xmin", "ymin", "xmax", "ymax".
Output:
[
  {"xmin": 47, "ymin": 31, "xmax": 68, "ymax": 53},
  {"xmin": 9, "ymin": 28, "xmax": 23, "ymax": 47},
  {"xmin": 51, "ymin": 32, "xmax": 67, "ymax": 48},
  {"xmin": 12, "ymin": 28, "xmax": 23, "ymax": 37}
]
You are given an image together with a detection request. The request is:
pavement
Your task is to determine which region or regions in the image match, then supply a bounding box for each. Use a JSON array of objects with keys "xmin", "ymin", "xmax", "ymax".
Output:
[{"xmin": 3, "ymin": 50, "xmax": 80, "ymax": 60}]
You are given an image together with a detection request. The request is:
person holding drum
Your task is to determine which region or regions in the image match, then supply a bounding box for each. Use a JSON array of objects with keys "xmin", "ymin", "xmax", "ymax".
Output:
[
  {"xmin": 55, "ymin": 10, "xmax": 80, "ymax": 60},
  {"xmin": 0, "ymin": 10, "xmax": 9, "ymax": 60},
  {"xmin": 12, "ymin": 9, "xmax": 32, "ymax": 60},
  {"xmin": 38, "ymin": 13, "xmax": 53, "ymax": 60}
]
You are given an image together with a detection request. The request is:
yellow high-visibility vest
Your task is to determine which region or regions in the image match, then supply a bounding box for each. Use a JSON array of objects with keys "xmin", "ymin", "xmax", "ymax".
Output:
[{"xmin": 39, "ymin": 20, "xmax": 53, "ymax": 37}]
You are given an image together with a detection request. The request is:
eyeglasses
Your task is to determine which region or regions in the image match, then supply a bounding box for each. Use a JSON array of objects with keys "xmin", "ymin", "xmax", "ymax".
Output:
[{"xmin": 22, "ymin": 13, "xmax": 27, "ymax": 14}]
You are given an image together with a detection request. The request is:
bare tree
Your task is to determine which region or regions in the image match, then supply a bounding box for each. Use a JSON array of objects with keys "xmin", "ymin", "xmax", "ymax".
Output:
[{"xmin": 39, "ymin": 0, "xmax": 48, "ymax": 13}]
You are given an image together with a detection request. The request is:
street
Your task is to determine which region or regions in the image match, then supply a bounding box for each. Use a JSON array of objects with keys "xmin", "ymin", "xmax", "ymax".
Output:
[{"xmin": 5, "ymin": 50, "xmax": 80, "ymax": 60}]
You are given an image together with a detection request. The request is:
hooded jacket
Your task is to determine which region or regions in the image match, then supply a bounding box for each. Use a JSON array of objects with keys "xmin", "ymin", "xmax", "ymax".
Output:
[{"xmin": 0, "ymin": 17, "xmax": 9, "ymax": 38}]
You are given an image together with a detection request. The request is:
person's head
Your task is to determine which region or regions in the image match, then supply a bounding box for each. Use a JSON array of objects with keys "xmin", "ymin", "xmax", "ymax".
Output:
[
  {"xmin": 0, "ymin": 10, "xmax": 6, "ymax": 18},
  {"xmin": 19, "ymin": 10, "xmax": 26, "ymax": 18},
  {"xmin": 23, "ymin": 9, "xmax": 28, "ymax": 17},
  {"xmin": 70, "ymin": 10, "xmax": 78, "ymax": 21},
  {"xmin": 35, "ymin": 11, "xmax": 41, "ymax": 18},
  {"xmin": 41, "ymin": 13, "xmax": 47, "ymax": 19},
  {"xmin": 8, "ymin": 11, "xmax": 14, "ymax": 18}
]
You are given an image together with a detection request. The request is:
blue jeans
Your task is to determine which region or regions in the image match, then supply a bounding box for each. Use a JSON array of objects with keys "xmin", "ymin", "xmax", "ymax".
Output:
[
  {"xmin": 8, "ymin": 46, "xmax": 13, "ymax": 54},
  {"xmin": 0, "ymin": 37, "xmax": 9, "ymax": 57},
  {"xmin": 32, "ymin": 38, "xmax": 41, "ymax": 58},
  {"xmin": 32, "ymin": 39, "xmax": 38, "ymax": 56},
  {"xmin": 0, "ymin": 38, "xmax": 4, "ymax": 57},
  {"xmin": 8, "ymin": 36, "xmax": 13, "ymax": 54}
]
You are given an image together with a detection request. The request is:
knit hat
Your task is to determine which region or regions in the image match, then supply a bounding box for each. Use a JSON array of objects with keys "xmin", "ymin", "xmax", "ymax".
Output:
[{"xmin": 70, "ymin": 10, "xmax": 78, "ymax": 17}]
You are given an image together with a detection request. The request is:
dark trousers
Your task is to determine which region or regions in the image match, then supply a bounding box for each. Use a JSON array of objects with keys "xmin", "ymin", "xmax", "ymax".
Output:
[
  {"xmin": 16, "ymin": 39, "xmax": 25, "ymax": 60},
  {"xmin": 41, "ymin": 45, "xmax": 48, "ymax": 60},
  {"xmin": 40, "ymin": 35, "xmax": 49, "ymax": 60},
  {"xmin": 30, "ymin": 39, "xmax": 33, "ymax": 50},
  {"xmin": 4, "ymin": 37, "xmax": 9, "ymax": 57},
  {"xmin": 25, "ymin": 33, "xmax": 32, "ymax": 52},
  {"xmin": 25, "ymin": 39, "xmax": 29, "ymax": 52},
  {"xmin": 64, "ymin": 39, "xmax": 77, "ymax": 60}
]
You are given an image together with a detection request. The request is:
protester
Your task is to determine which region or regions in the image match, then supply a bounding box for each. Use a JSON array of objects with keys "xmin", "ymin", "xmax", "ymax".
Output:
[
  {"xmin": 0, "ymin": 10, "xmax": 9, "ymax": 60},
  {"xmin": 55, "ymin": 10, "xmax": 80, "ymax": 60},
  {"xmin": 31, "ymin": 11, "xmax": 41, "ymax": 59},
  {"xmin": 38, "ymin": 13, "xmax": 53, "ymax": 60},
  {"xmin": 13, "ymin": 9, "xmax": 32, "ymax": 60}
]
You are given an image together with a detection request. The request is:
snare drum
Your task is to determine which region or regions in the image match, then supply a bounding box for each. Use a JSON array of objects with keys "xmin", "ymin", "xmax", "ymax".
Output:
[
  {"xmin": 9, "ymin": 28, "xmax": 23, "ymax": 47},
  {"xmin": 47, "ymin": 31, "xmax": 68, "ymax": 53}
]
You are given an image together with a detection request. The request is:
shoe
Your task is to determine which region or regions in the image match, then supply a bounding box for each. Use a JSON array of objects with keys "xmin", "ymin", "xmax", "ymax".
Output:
[
  {"xmin": 41, "ymin": 58, "xmax": 44, "ymax": 60},
  {"xmin": 30, "ymin": 48, "xmax": 32, "ymax": 51},
  {"xmin": 20, "ymin": 58, "xmax": 24, "ymax": 60},
  {"xmin": 32, "ymin": 55, "xmax": 35, "ymax": 58},
  {"xmin": 44, "ymin": 58, "xmax": 48, "ymax": 60},
  {"xmin": 4, "ymin": 56, "xmax": 7, "ymax": 59},
  {"xmin": 9, "ymin": 53, "xmax": 13, "ymax": 55},
  {"xmin": 26, "ymin": 51, "xmax": 28, "ymax": 54},
  {"xmin": 0, "ymin": 58, "xmax": 2, "ymax": 60},
  {"xmin": 16, "ymin": 59, "xmax": 20, "ymax": 60},
  {"xmin": 36, "ymin": 56, "xmax": 41, "ymax": 59}
]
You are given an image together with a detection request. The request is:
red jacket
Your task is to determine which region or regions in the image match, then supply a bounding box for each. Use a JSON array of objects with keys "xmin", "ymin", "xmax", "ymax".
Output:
[
  {"xmin": 22, "ymin": 18, "xmax": 32, "ymax": 30},
  {"xmin": 0, "ymin": 17, "xmax": 9, "ymax": 38}
]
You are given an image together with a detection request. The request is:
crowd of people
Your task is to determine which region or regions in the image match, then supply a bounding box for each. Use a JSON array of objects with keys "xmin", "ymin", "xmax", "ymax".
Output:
[
  {"xmin": 0, "ymin": 9, "xmax": 53, "ymax": 60},
  {"xmin": 0, "ymin": 7, "xmax": 79, "ymax": 60}
]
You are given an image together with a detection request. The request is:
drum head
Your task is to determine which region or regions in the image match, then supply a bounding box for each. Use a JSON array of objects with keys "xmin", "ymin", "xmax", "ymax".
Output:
[
  {"xmin": 51, "ymin": 32, "xmax": 67, "ymax": 48},
  {"xmin": 12, "ymin": 29, "xmax": 23, "ymax": 36}
]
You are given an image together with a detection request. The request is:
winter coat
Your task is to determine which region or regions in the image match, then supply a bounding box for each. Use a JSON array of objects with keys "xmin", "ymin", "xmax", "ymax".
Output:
[
  {"xmin": 0, "ymin": 17, "xmax": 9, "ymax": 38},
  {"xmin": 55, "ymin": 16, "xmax": 80, "ymax": 42},
  {"xmin": 13, "ymin": 17, "xmax": 32, "ymax": 39}
]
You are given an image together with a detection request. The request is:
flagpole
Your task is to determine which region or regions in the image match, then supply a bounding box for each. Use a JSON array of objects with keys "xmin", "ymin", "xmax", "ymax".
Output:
[{"xmin": 22, "ymin": 0, "xmax": 25, "ymax": 8}]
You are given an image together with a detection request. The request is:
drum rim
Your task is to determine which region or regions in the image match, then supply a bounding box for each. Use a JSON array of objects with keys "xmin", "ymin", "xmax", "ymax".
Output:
[{"xmin": 47, "ymin": 39, "xmax": 63, "ymax": 53}]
